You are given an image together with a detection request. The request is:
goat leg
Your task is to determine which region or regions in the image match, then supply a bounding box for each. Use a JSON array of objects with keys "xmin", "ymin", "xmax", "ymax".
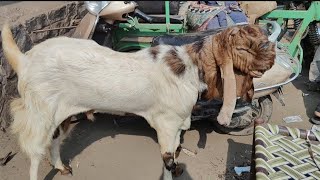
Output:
[
  {"xmin": 159, "ymin": 127, "xmax": 184, "ymax": 179},
  {"xmin": 51, "ymin": 118, "xmax": 73, "ymax": 176},
  {"xmin": 171, "ymin": 163, "xmax": 183, "ymax": 177},
  {"xmin": 162, "ymin": 153, "xmax": 183, "ymax": 177},
  {"xmin": 217, "ymin": 62, "xmax": 236, "ymax": 126},
  {"xmin": 175, "ymin": 145, "xmax": 182, "ymax": 159}
]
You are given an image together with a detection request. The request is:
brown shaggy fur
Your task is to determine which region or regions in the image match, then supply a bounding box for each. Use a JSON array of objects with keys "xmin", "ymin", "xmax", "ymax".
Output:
[
  {"xmin": 186, "ymin": 25, "xmax": 275, "ymax": 102},
  {"xmin": 164, "ymin": 47, "xmax": 186, "ymax": 76},
  {"xmin": 149, "ymin": 46, "xmax": 159, "ymax": 60},
  {"xmin": 60, "ymin": 117, "xmax": 71, "ymax": 133},
  {"xmin": 52, "ymin": 117, "xmax": 72, "ymax": 139},
  {"xmin": 75, "ymin": 25, "xmax": 275, "ymax": 123}
]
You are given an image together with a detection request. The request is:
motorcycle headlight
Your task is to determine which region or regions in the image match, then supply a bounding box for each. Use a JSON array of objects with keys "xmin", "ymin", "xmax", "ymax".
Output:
[{"xmin": 84, "ymin": 1, "xmax": 110, "ymax": 15}]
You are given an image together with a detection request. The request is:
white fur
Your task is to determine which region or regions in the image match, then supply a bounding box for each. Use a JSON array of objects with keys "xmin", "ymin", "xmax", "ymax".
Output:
[{"xmin": 9, "ymin": 36, "xmax": 206, "ymax": 180}]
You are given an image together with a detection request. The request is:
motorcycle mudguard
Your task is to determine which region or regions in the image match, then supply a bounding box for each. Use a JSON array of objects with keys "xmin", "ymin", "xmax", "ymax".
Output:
[{"xmin": 73, "ymin": 13, "xmax": 99, "ymax": 39}]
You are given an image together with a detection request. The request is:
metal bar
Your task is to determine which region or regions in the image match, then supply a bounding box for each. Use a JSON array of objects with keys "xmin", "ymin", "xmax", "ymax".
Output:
[
  {"xmin": 288, "ymin": 17, "xmax": 313, "ymax": 57},
  {"xmin": 118, "ymin": 22, "xmax": 183, "ymax": 31},
  {"xmin": 31, "ymin": 26, "xmax": 77, "ymax": 33},
  {"xmin": 116, "ymin": 27, "xmax": 183, "ymax": 34},
  {"xmin": 262, "ymin": 10, "xmax": 309, "ymax": 20},
  {"xmin": 261, "ymin": 2, "xmax": 319, "ymax": 60},
  {"xmin": 276, "ymin": 18, "xmax": 284, "ymax": 26},
  {"xmin": 165, "ymin": 1, "xmax": 170, "ymax": 32},
  {"xmin": 312, "ymin": 1, "xmax": 320, "ymax": 21}
]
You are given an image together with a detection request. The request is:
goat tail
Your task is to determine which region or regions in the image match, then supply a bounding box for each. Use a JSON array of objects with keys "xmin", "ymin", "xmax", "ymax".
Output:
[{"xmin": 1, "ymin": 23, "xmax": 24, "ymax": 74}]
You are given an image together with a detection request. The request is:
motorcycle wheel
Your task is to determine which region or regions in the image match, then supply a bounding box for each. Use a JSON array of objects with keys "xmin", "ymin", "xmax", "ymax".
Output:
[{"xmin": 213, "ymin": 95, "xmax": 273, "ymax": 136}]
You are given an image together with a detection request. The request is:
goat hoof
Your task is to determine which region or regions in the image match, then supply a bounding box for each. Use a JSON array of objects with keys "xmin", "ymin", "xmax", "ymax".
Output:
[
  {"xmin": 162, "ymin": 152, "xmax": 174, "ymax": 170},
  {"xmin": 171, "ymin": 163, "xmax": 183, "ymax": 177},
  {"xmin": 217, "ymin": 112, "xmax": 231, "ymax": 126},
  {"xmin": 59, "ymin": 165, "xmax": 73, "ymax": 176}
]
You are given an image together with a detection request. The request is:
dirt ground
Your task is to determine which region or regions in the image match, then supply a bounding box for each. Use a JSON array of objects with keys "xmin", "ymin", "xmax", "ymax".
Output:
[
  {"xmin": 1, "ymin": 1, "xmax": 320, "ymax": 180},
  {"xmin": 0, "ymin": 69, "xmax": 319, "ymax": 180}
]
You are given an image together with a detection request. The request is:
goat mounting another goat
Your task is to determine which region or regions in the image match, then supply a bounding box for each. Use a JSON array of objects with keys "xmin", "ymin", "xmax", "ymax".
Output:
[{"xmin": 1, "ymin": 23, "xmax": 275, "ymax": 180}]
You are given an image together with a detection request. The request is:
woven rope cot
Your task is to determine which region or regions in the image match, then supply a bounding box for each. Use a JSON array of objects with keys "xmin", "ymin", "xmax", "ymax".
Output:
[{"xmin": 254, "ymin": 124, "xmax": 320, "ymax": 180}]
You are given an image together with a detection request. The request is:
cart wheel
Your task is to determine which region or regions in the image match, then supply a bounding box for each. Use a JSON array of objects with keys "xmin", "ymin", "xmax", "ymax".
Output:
[{"xmin": 214, "ymin": 95, "xmax": 273, "ymax": 136}]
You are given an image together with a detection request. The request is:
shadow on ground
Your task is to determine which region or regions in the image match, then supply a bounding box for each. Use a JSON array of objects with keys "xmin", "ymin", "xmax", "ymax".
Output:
[
  {"xmin": 225, "ymin": 139, "xmax": 252, "ymax": 179},
  {"xmin": 181, "ymin": 120, "xmax": 216, "ymax": 149},
  {"xmin": 161, "ymin": 163, "xmax": 193, "ymax": 180},
  {"xmin": 43, "ymin": 113, "xmax": 250, "ymax": 180},
  {"xmin": 291, "ymin": 68, "xmax": 320, "ymax": 119},
  {"xmin": 44, "ymin": 114, "xmax": 195, "ymax": 180}
]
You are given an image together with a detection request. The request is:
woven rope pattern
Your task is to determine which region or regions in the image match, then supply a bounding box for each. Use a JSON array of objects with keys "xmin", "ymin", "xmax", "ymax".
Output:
[
  {"xmin": 255, "ymin": 124, "xmax": 320, "ymax": 180},
  {"xmin": 186, "ymin": 2, "xmax": 235, "ymax": 30}
]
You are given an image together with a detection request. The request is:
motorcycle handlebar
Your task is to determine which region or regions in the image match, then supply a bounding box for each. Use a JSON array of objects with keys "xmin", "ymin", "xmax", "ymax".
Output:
[{"xmin": 134, "ymin": 9, "xmax": 153, "ymax": 23}]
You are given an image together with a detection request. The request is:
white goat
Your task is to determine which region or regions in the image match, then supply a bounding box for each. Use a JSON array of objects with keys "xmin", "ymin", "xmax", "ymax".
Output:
[
  {"xmin": 2, "ymin": 23, "xmax": 206, "ymax": 180},
  {"xmin": 2, "ymin": 22, "xmax": 275, "ymax": 180}
]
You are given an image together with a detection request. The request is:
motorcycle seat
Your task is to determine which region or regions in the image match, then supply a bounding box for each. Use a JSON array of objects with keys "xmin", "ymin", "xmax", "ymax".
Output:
[
  {"xmin": 136, "ymin": 1, "xmax": 180, "ymax": 15},
  {"xmin": 151, "ymin": 26, "xmax": 228, "ymax": 47}
]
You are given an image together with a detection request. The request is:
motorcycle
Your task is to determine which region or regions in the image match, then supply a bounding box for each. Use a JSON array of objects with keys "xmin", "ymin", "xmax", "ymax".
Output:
[{"xmin": 72, "ymin": 1, "xmax": 301, "ymax": 135}]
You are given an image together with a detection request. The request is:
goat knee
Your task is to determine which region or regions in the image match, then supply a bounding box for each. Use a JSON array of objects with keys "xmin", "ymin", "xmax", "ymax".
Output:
[{"xmin": 162, "ymin": 152, "xmax": 175, "ymax": 170}]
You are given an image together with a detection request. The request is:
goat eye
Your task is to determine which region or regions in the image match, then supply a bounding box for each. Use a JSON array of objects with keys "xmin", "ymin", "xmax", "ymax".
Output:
[
  {"xmin": 236, "ymin": 47, "xmax": 249, "ymax": 51},
  {"xmin": 260, "ymin": 41, "xmax": 269, "ymax": 49},
  {"xmin": 236, "ymin": 47, "xmax": 255, "ymax": 56},
  {"xmin": 249, "ymin": 41, "xmax": 253, "ymax": 48}
]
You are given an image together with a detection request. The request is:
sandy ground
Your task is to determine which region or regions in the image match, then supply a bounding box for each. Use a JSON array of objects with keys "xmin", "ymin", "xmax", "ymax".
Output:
[{"xmin": 1, "ymin": 1, "xmax": 320, "ymax": 180}]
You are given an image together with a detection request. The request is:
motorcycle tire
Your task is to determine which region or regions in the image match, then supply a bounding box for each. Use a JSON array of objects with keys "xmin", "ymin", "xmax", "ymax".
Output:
[{"xmin": 213, "ymin": 95, "xmax": 273, "ymax": 136}]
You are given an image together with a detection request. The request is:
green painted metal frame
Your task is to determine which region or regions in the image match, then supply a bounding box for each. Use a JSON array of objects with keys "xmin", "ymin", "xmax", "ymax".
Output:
[
  {"xmin": 259, "ymin": 1, "xmax": 320, "ymax": 67},
  {"xmin": 112, "ymin": 1, "xmax": 186, "ymax": 52}
]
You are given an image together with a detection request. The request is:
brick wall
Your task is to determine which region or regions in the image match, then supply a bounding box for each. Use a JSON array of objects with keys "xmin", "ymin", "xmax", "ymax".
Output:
[{"xmin": 0, "ymin": 1, "xmax": 87, "ymax": 128}]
